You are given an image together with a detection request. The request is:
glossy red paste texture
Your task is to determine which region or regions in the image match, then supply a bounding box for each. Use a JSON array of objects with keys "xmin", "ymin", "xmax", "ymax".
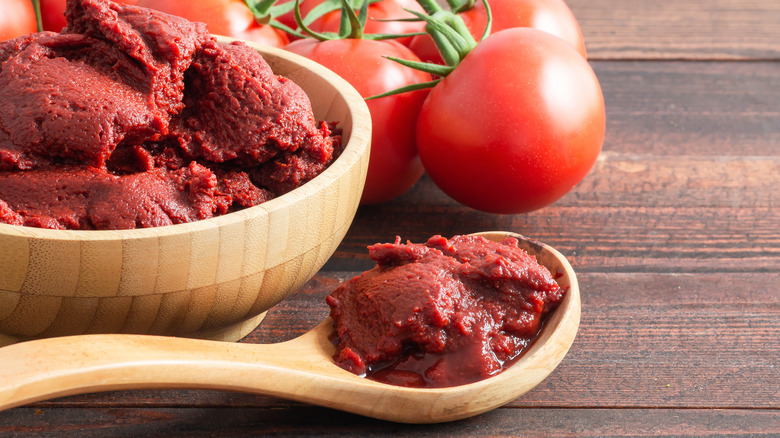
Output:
[
  {"xmin": 326, "ymin": 235, "xmax": 566, "ymax": 388},
  {"xmin": 0, "ymin": 0, "xmax": 340, "ymax": 230}
]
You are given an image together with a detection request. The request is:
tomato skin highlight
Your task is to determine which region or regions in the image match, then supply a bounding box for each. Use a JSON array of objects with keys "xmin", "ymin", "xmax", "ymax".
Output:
[
  {"xmin": 409, "ymin": 0, "xmax": 586, "ymax": 63},
  {"xmin": 286, "ymin": 38, "xmax": 430, "ymax": 205},
  {"xmin": 0, "ymin": 0, "xmax": 38, "ymax": 40},
  {"xmin": 134, "ymin": 0, "xmax": 288, "ymax": 47},
  {"xmin": 416, "ymin": 28, "xmax": 605, "ymax": 214}
]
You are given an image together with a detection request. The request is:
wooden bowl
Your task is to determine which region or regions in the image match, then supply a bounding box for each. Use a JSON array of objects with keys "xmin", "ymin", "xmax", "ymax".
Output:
[{"xmin": 0, "ymin": 41, "xmax": 371, "ymax": 347}]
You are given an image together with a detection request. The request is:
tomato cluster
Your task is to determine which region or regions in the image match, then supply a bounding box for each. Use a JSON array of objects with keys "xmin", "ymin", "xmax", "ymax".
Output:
[
  {"xmin": 284, "ymin": 0, "xmax": 605, "ymax": 213},
  {"xmin": 6, "ymin": 0, "xmax": 604, "ymax": 214}
]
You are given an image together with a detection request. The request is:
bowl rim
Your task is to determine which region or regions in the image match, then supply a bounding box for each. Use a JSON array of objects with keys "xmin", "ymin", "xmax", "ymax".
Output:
[{"xmin": 0, "ymin": 41, "xmax": 371, "ymax": 242}]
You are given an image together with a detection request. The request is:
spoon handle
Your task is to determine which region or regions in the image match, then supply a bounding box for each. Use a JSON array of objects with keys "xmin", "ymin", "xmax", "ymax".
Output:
[{"xmin": 0, "ymin": 321, "xmax": 343, "ymax": 412}]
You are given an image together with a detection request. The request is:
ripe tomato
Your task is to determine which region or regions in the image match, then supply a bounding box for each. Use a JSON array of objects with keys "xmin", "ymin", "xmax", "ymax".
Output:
[
  {"xmin": 39, "ymin": 0, "xmax": 139, "ymax": 32},
  {"xmin": 135, "ymin": 0, "xmax": 288, "ymax": 47},
  {"xmin": 286, "ymin": 38, "xmax": 430, "ymax": 204},
  {"xmin": 40, "ymin": 0, "xmax": 69, "ymax": 32},
  {"xmin": 0, "ymin": 0, "xmax": 37, "ymax": 40},
  {"xmin": 275, "ymin": 8, "xmax": 297, "ymax": 32},
  {"xmin": 409, "ymin": 0, "xmax": 586, "ymax": 63},
  {"xmin": 298, "ymin": 0, "xmax": 425, "ymax": 46},
  {"xmin": 416, "ymin": 28, "xmax": 604, "ymax": 214}
]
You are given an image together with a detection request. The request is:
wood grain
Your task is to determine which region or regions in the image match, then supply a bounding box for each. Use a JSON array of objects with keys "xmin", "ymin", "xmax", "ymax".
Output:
[
  {"xmin": 568, "ymin": 0, "xmax": 780, "ymax": 60},
  {"xmin": 2, "ymin": 407, "xmax": 778, "ymax": 437},
  {"xmin": 328, "ymin": 156, "xmax": 780, "ymax": 274},
  {"xmin": 594, "ymin": 61, "xmax": 780, "ymax": 157}
]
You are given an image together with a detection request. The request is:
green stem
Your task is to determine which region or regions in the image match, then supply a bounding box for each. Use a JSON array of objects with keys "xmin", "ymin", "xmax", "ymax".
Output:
[
  {"xmin": 341, "ymin": 0, "xmax": 365, "ymax": 39},
  {"xmin": 301, "ymin": 0, "xmax": 342, "ymax": 25},
  {"xmin": 31, "ymin": 0, "xmax": 42, "ymax": 33},
  {"xmin": 452, "ymin": 0, "xmax": 476, "ymax": 13},
  {"xmin": 440, "ymin": 12, "xmax": 477, "ymax": 53},
  {"xmin": 371, "ymin": 0, "xmax": 491, "ymax": 97},
  {"xmin": 294, "ymin": 0, "xmax": 337, "ymax": 41},
  {"xmin": 269, "ymin": 20, "xmax": 308, "ymax": 39},
  {"xmin": 365, "ymin": 79, "xmax": 441, "ymax": 100},
  {"xmin": 414, "ymin": 0, "xmax": 443, "ymax": 16},
  {"xmin": 429, "ymin": 27, "xmax": 459, "ymax": 66},
  {"xmin": 443, "ymin": 0, "xmax": 461, "ymax": 10},
  {"xmin": 385, "ymin": 55, "xmax": 455, "ymax": 77},
  {"xmin": 244, "ymin": 0, "xmax": 278, "ymax": 24},
  {"xmin": 405, "ymin": 7, "xmax": 476, "ymax": 65},
  {"xmin": 477, "ymin": 0, "xmax": 492, "ymax": 41}
]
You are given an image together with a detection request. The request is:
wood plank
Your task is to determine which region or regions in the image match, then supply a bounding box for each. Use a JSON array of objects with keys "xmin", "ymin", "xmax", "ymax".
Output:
[
  {"xmin": 594, "ymin": 61, "xmax": 780, "ymax": 157},
  {"xmin": 567, "ymin": 0, "xmax": 780, "ymax": 60},
  {"xmin": 519, "ymin": 272, "xmax": 780, "ymax": 408},
  {"xmin": 330, "ymin": 156, "xmax": 780, "ymax": 273},
  {"xmin": 1, "ymin": 407, "xmax": 777, "ymax": 437},
  {"xmin": 15, "ymin": 271, "xmax": 778, "ymax": 410}
]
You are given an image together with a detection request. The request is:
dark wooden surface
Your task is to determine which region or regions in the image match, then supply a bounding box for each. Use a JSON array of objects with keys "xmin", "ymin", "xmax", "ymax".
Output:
[{"xmin": 2, "ymin": 0, "xmax": 779, "ymax": 436}]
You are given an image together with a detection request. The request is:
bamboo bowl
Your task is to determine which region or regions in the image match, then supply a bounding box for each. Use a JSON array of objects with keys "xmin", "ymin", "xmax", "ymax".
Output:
[{"xmin": 0, "ymin": 41, "xmax": 372, "ymax": 347}]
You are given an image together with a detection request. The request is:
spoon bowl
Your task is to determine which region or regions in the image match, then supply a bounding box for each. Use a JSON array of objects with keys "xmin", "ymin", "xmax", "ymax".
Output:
[{"xmin": 0, "ymin": 231, "xmax": 580, "ymax": 423}]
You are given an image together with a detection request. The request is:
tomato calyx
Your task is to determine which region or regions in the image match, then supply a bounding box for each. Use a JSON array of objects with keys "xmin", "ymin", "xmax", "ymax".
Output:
[
  {"xmin": 366, "ymin": 0, "xmax": 491, "ymax": 99},
  {"xmin": 243, "ymin": 0, "xmax": 303, "ymax": 35},
  {"xmin": 413, "ymin": 0, "xmax": 487, "ymax": 66},
  {"xmin": 291, "ymin": 0, "xmax": 425, "ymax": 41},
  {"xmin": 449, "ymin": 0, "xmax": 477, "ymax": 14}
]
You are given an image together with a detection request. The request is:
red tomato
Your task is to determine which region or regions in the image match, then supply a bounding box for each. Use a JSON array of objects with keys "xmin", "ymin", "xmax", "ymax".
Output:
[
  {"xmin": 416, "ymin": 28, "xmax": 605, "ymax": 214},
  {"xmin": 0, "ymin": 0, "xmax": 37, "ymax": 40},
  {"xmin": 275, "ymin": 5, "xmax": 297, "ymax": 30},
  {"xmin": 135, "ymin": 0, "xmax": 288, "ymax": 47},
  {"xmin": 298, "ymin": 0, "xmax": 425, "ymax": 46},
  {"xmin": 39, "ymin": 0, "xmax": 139, "ymax": 32},
  {"xmin": 286, "ymin": 38, "xmax": 430, "ymax": 204},
  {"xmin": 39, "ymin": 0, "xmax": 69, "ymax": 32},
  {"xmin": 409, "ymin": 0, "xmax": 586, "ymax": 63}
]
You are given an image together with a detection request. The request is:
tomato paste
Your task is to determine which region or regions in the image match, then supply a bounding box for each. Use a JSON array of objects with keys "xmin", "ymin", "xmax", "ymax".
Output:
[
  {"xmin": 326, "ymin": 235, "xmax": 566, "ymax": 388},
  {"xmin": 0, "ymin": 0, "xmax": 339, "ymax": 230}
]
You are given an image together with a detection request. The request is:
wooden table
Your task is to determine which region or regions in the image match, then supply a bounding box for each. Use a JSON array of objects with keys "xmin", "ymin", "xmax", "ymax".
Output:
[{"xmin": 2, "ymin": 0, "xmax": 779, "ymax": 435}]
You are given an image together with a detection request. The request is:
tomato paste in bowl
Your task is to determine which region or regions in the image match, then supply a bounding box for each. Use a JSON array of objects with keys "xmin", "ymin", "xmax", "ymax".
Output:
[
  {"xmin": 326, "ymin": 234, "xmax": 567, "ymax": 388},
  {"xmin": 0, "ymin": 0, "xmax": 370, "ymax": 346},
  {"xmin": 0, "ymin": 0, "xmax": 340, "ymax": 230}
]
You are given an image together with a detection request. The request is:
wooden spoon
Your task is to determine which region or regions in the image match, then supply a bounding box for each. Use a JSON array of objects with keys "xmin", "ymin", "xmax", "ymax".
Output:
[{"xmin": 0, "ymin": 231, "xmax": 580, "ymax": 424}]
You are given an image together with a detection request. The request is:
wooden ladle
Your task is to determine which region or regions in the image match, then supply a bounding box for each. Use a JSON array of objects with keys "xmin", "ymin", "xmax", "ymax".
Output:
[{"xmin": 0, "ymin": 231, "xmax": 580, "ymax": 424}]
